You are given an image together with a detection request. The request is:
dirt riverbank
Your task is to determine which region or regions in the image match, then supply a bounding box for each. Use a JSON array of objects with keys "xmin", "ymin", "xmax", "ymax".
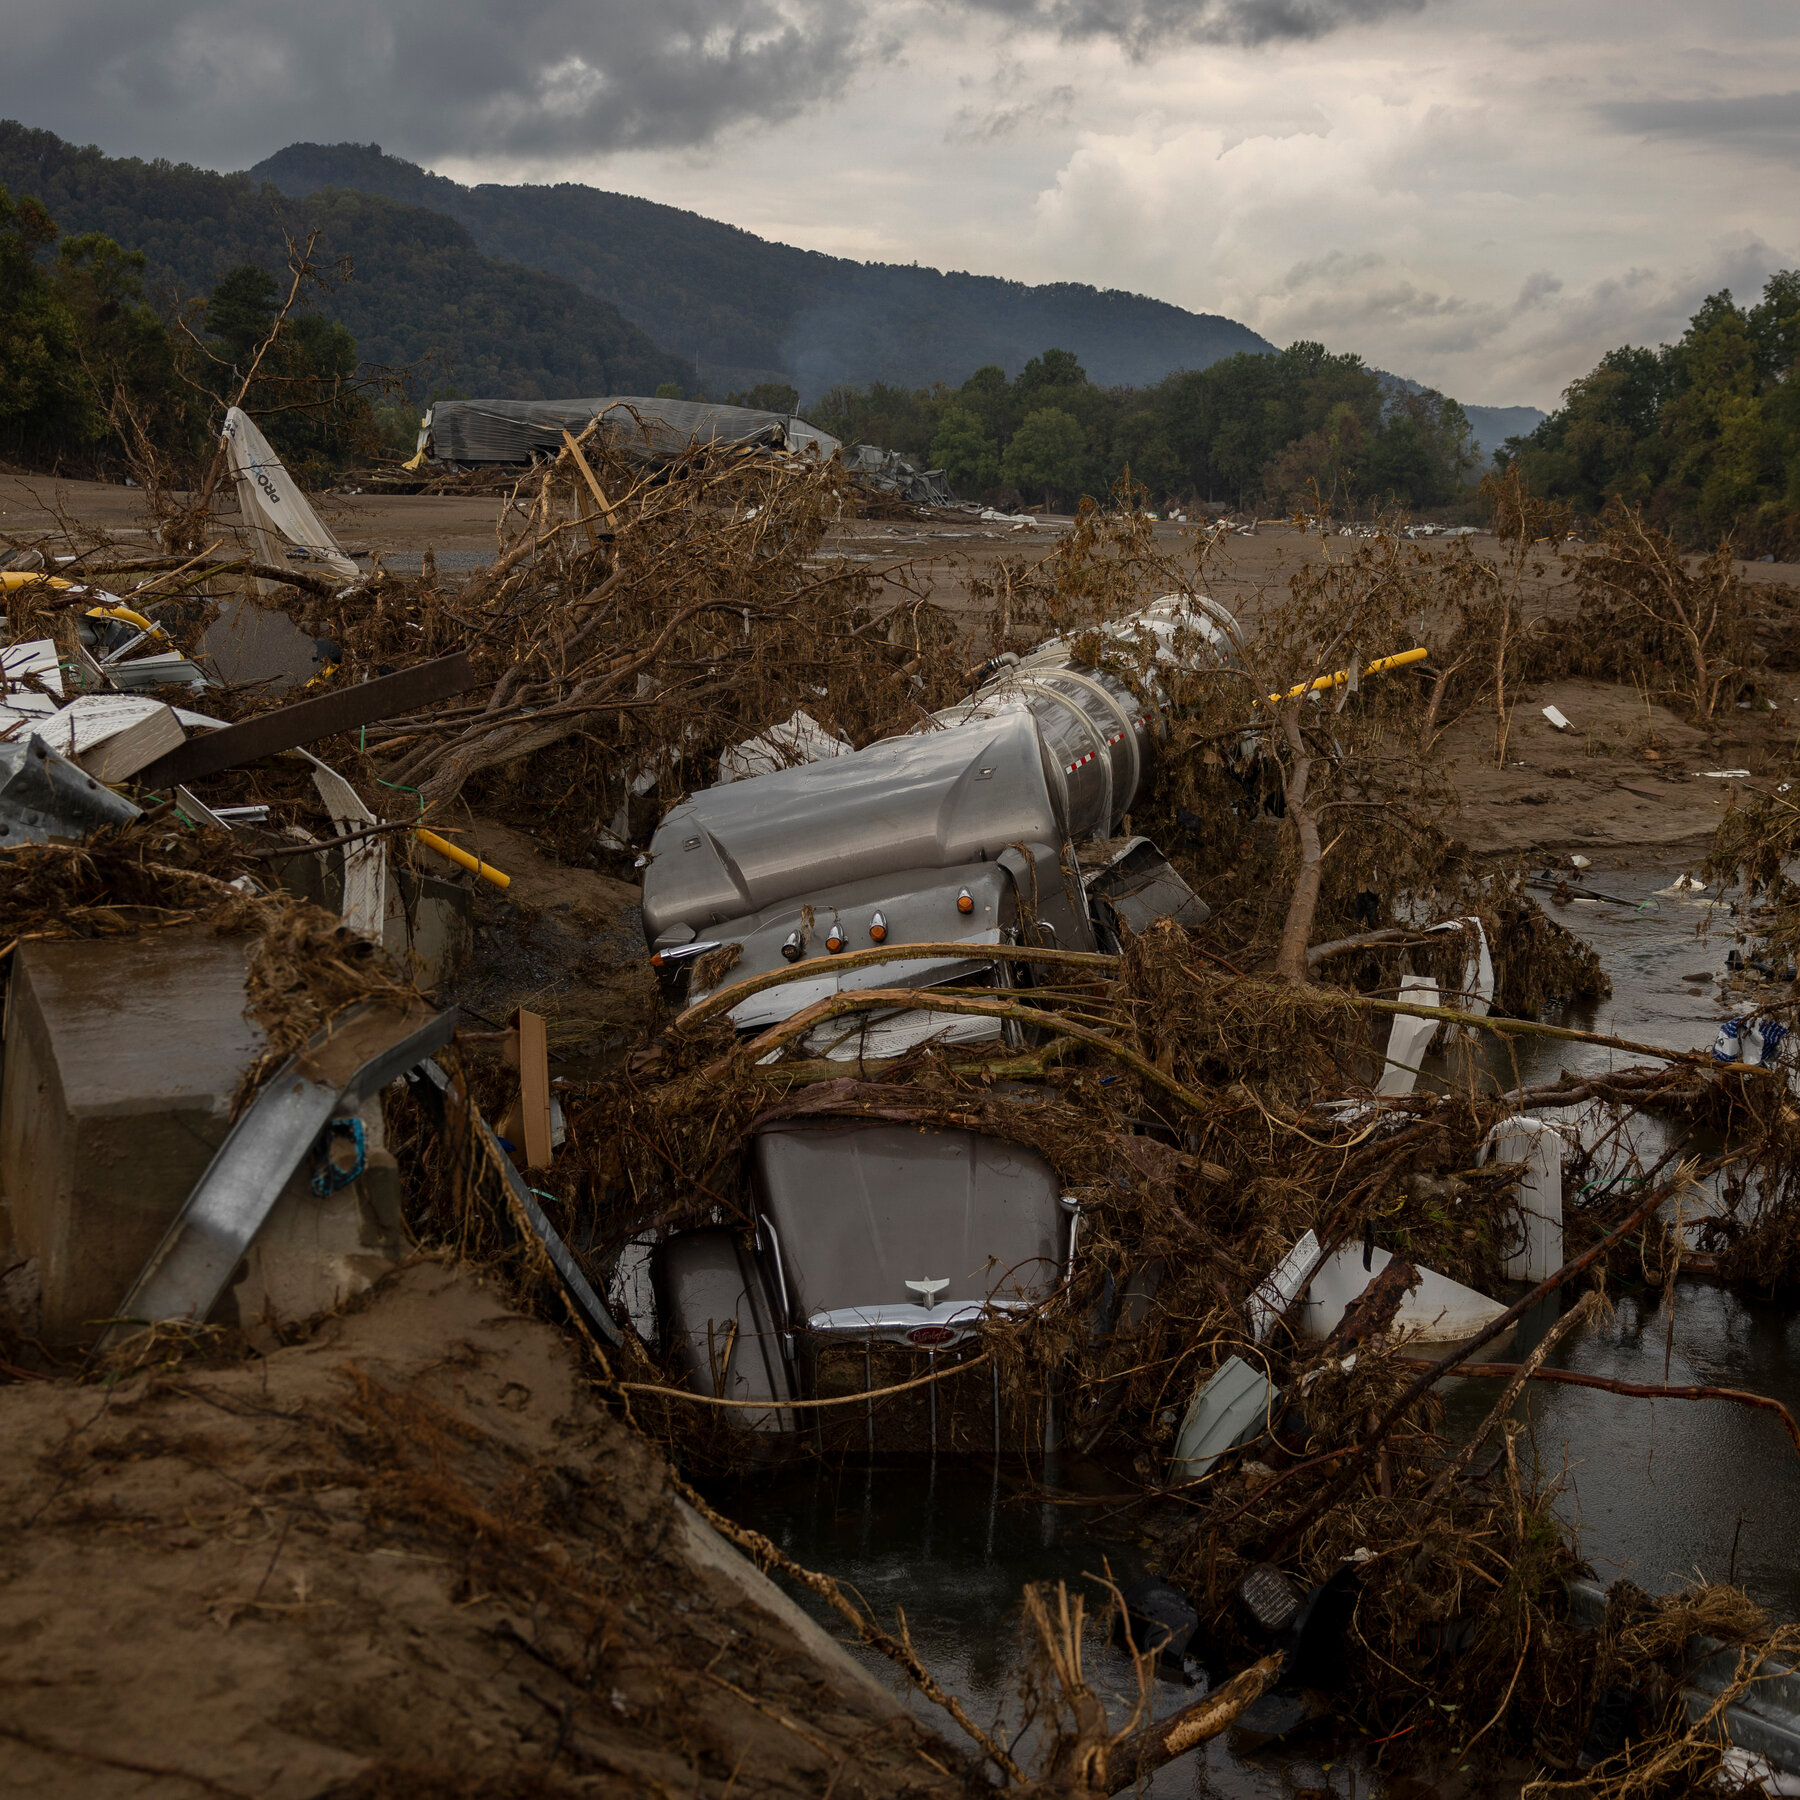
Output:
[{"xmin": 0, "ymin": 1261, "xmax": 979, "ymax": 1799}]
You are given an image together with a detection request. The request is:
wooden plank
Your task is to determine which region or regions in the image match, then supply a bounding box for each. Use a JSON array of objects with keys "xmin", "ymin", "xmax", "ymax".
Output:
[
  {"xmin": 513, "ymin": 1006, "xmax": 553, "ymax": 1171},
  {"xmin": 80, "ymin": 704, "xmax": 186, "ymax": 782},
  {"xmin": 135, "ymin": 651, "xmax": 477, "ymax": 787},
  {"xmin": 561, "ymin": 430, "xmax": 617, "ymax": 525}
]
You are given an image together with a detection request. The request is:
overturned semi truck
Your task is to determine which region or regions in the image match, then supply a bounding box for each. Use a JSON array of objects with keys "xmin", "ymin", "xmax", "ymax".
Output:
[{"xmin": 614, "ymin": 595, "xmax": 1236, "ymax": 1436}]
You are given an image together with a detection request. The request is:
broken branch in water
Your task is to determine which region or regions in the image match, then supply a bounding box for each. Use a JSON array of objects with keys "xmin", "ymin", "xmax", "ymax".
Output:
[
  {"xmin": 1405, "ymin": 1358, "xmax": 1800, "ymax": 1466},
  {"xmin": 1424, "ymin": 1289, "xmax": 1601, "ymax": 1501},
  {"xmin": 1266, "ymin": 1153, "xmax": 1734, "ymax": 1557},
  {"xmin": 1102, "ymin": 1654, "xmax": 1282, "ymax": 1794},
  {"xmin": 669, "ymin": 1472, "xmax": 1025, "ymax": 1784}
]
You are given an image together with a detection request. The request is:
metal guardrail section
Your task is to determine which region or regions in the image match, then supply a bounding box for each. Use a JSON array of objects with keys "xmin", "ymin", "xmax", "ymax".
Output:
[
  {"xmin": 101, "ymin": 1003, "xmax": 455, "ymax": 1348},
  {"xmin": 1567, "ymin": 1579, "xmax": 1800, "ymax": 1774}
]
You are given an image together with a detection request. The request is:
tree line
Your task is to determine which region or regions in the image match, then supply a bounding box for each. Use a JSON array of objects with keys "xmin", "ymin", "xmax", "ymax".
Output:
[
  {"xmin": 6, "ymin": 149, "xmax": 1796, "ymax": 554},
  {"xmin": 802, "ymin": 343, "xmax": 1481, "ymax": 514},
  {"xmin": 0, "ymin": 184, "xmax": 392, "ymax": 482},
  {"xmin": 1501, "ymin": 272, "xmax": 1800, "ymax": 556}
]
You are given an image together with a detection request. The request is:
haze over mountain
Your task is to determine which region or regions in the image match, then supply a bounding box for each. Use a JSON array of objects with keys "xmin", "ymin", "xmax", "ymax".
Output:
[
  {"xmin": 248, "ymin": 141, "xmax": 1277, "ymax": 401},
  {"xmin": 0, "ymin": 119, "xmax": 1542, "ymax": 455}
]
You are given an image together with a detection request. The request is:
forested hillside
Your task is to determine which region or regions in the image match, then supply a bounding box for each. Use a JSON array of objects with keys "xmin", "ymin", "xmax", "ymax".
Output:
[
  {"xmin": 0, "ymin": 123, "xmax": 689, "ymax": 402},
  {"xmin": 250, "ymin": 140, "xmax": 1275, "ymax": 398},
  {"xmin": 813, "ymin": 343, "xmax": 1479, "ymax": 513},
  {"xmin": 1503, "ymin": 274, "xmax": 1800, "ymax": 554}
]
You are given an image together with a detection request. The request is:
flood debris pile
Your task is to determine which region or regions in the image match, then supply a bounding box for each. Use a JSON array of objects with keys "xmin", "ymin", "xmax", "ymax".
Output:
[{"xmin": 4, "ymin": 428, "xmax": 1800, "ymax": 1798}]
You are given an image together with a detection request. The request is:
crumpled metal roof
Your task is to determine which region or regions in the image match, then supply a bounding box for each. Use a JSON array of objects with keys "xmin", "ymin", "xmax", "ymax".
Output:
[{"xmin": 424, "ymin": 396, "xmax": 839, "ymax": 467}]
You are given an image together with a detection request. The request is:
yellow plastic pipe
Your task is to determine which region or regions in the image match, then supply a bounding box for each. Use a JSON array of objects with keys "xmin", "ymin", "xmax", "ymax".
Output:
[
  {"xmin": 416, "ymin": 827, "xmax": 511, "ymax": 889},
  {"xmin": 1265, "ymin": 645, "xmax": 1427, "ymax": 705},
  {"xmin": 1, "ymin": 571, "xmax": 74, "ymax": 590},
  {"xmin": 85, "ymin": 604, "xmax": 169, "ymax": 641}
]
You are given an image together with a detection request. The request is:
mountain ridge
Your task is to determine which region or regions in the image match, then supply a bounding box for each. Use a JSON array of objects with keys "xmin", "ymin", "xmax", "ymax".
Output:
[
  {"xmin": 247, "ymin": 140, "xmax": 1278, "ymax": 399},
  {"xmin": 0, "ymin": 121, "xmax": 690, "ymax": 401}
]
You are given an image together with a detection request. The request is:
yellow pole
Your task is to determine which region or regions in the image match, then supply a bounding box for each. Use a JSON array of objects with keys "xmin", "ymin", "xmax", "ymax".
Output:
[
  {"xmin": 416, "ymin": 828, "xmax": 511, "ymax": 889},
  {"xmin": 1265, "ymin": 645, "xmax": 1427, "ymax": 706}
]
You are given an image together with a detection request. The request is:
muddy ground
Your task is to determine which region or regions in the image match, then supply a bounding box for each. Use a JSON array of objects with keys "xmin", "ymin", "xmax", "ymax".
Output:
[
  {"xmin": 4, "ymin": 469, "xmax": 1796, "ymax": 1795},
  {"xmin": 0, "ymin": 1260, "xmax": 978, "ymax": 1799},
  {"xmin": 9, "ymin": 468, "xmax": 1798, "ymax": 618}
]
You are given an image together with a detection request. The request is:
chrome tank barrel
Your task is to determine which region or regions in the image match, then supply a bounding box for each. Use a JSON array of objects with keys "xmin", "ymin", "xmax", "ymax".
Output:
[
  {"xmin": 639, "ymin": 592, "xmax": 1233, "ymax": 946},
  {"xmin": 930, "ymin": 593, "xmax": 1233, "ymax": 842},
  {"xmin": 931, "ymin": 659, "xmax": 1152, "ymax": 845}
]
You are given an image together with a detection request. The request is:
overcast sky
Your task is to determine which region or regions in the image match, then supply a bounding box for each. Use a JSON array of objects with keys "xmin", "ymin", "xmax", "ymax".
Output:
[{"xmin": 5, "ymin": 0, "xmax": 1796, "ymax": 408}]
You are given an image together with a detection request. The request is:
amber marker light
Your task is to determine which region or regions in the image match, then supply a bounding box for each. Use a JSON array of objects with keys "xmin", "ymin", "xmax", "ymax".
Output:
[
  {"xmin": 826, "ymin": 922, "xmax": 846, "ymax": 952},
  {"xmin": 956, "ymin": 888, "xmax": 974, "ymax": 914},
  {"xmin": 869, "ymin": 912, "xmax": 888, "ymax": 942}
]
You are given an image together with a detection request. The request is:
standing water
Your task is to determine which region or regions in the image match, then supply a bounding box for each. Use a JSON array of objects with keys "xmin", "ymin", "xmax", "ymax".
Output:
[{"xmin": 714, "ymin": 853, "xmax": 1800, "ymax": 1792}]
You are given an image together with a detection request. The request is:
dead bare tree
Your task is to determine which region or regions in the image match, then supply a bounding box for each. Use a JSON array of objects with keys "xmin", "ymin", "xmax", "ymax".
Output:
[
  {"xmin": 1215, "ymin": 526, "xmax": 1443, "ymax": 982},
  {"xmin": 1465, "ymin": 465, "xmax": 1570, "ymax": 766},
  {"xmin": 1572, "ymin": 502, "xmax": 1751, "ymax": 723}
]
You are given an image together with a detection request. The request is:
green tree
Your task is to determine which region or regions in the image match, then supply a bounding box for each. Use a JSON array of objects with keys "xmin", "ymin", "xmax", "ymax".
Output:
[
  {"xmin": 50, "ymin": 230, "xmax": 208, "ymax": 467},
  {"xmin": 929, "ymin": 404, "xmax": 999, "ymax": 493},
  {"xmin": 197, "ymin": 262, "xmax": 381, "ymax": 478},
  {"xmin": 955, "ymin": 364, "xmax": 1014, "ymax": 440},
  {"xmin": 0, "ymin": 186, "xmax": 93, "ymax": 462},
  {"xmin": 1506, "ymin": 271, "xmax": 1800, "ymax": 551},
  {"xmin": 1002, "ymin": 406, "xmax": 1086, "ymax": 505},
  {"xmin": 205, "ymin": 264, "xmax": 282, "ymax": 372}
]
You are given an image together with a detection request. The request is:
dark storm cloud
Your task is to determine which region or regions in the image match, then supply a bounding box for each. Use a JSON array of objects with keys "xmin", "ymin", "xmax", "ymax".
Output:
[
  {"xmin": 0, "ymin": 1, "xmax": 869, "ymax": 166},
  {"xmin": 955, "ymin": 0, "xmax": 1431, "ymax": 54},
  {"xmin": 1599, "ymin": 92, "xmax": 1800, "ymax": 164}
]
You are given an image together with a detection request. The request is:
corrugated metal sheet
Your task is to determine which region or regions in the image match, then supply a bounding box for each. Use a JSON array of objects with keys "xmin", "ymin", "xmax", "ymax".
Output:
[{"xmin": 424, "ymin": 396, "xmax": 839, "ymax": 467}]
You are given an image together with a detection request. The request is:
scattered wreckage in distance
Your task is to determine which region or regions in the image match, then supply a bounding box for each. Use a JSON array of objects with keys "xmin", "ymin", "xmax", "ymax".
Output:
[{"xmin": 412, "ymin": 393, "xmax": 958, "ymax": 507}]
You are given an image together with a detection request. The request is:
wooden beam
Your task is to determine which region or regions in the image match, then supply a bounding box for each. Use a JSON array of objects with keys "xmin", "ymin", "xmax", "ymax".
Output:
[
  {"xmin": 136, "ymin": 652, "xmax": 478, "ymax": 788},
  {"xmin": 513, "ymin": 1006, "xmax": 554, "ymax": 1171}
]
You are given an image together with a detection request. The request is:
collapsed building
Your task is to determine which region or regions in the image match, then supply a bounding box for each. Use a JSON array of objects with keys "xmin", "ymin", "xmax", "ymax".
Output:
[
  {"xmin": 416, "ymin": 395, "xmax": 841, "ymax": 470},
  {"xmin": 414, "ymin": 394, "xmax": 958, "ymax": 508}
]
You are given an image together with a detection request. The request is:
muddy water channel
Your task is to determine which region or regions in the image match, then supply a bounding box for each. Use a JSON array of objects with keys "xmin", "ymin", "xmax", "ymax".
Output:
[
  {"xmin": 711, "ymin": 852, "xmax": 1799, "ymax": 1795},
  {"xmin": 1445, "ymin": 857, "xmax": 1800, "ymax": 1621}
]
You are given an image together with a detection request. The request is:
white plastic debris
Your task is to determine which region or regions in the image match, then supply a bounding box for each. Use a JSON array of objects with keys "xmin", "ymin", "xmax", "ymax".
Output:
[
  {"xmin": 1298, "ymin": 1243, "xmax": 1510, "ymax": 1345},
  {"xmin": 1715, "ymin": 1746, "xmax": 1800, "ymax": 1795},
  {"xmin": 0, "ymin": 637, "xmax": 64, "ymax": 700},
  {"xmin": 1541, "ymin": 705, "xmax": 1572, "ymax": 731},
  {"xmin": 1248, "ymin": 1228, "xmax": 1322, "ymax": 1342},
  {"xmin": 1481, "ymin": 1117, "xmax": 1565, "ymax": 1281},
  {"xmin": 1170, "ymin": 1355, "xmax": 1275, "ymax": 1482},
  {"xmin": 306, "ymin": 755, "xmax": 388, "ymax": 939},
  {"xmin": 222, "ymin": 406, "xmax": 360, "ymax": 586},
  {"xmin": 1375, "ymin": 973, "xmax": 1439, "ymax": 1095},
  {"xmin": 718, "ymin": 709, "xmax": 852, "ymax": 784},
  {"xmin": 1429, "ymin": 916, "xmax": 1493, "ymax": 1023}
]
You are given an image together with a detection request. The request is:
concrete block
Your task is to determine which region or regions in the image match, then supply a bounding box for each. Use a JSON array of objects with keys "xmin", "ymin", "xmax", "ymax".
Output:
[{"xmin": 0, "ymin": 930, "xmax": 404, "ymax": 1344}]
